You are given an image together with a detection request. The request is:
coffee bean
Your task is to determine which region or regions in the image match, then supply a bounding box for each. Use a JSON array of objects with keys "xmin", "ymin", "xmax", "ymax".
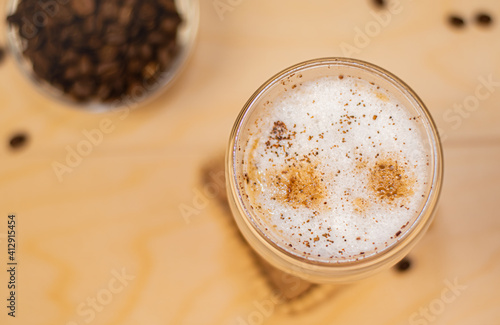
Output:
[
  {"xmin": 54, "ymin": 6, "xmax": 75, "ymax": 25},
  {"xmin": 110, "ymin": 78, "xmax": 126, "ymax": 95},
  {"xmin": 476, "ymin": 13, "xmax": 493, "ymax": 26},
  {"xmin": 44, "ymin": 42, "xmax": 59, "ymax": 61},
  {"xmin": 372, "ymin": 0, "xmax": 386, "ymax": 9},
  {"xmin": 167, "ymin": 39, "xmax": 177, "ymax": 52},
  {"xmin": 127, "ymin": 82, "xmax": 144, "ymax": 99},
  {"xmin": 148, "ymin": 31, "xmax": 166, "ymax": 45},
  {"xmin": 99, "ymin": 46, "xmax": 120, "ymax": 63},
  {"xmin": 97, "ymin": 61, "xmax": 121, "ymax": 80},
  {"xmin": 127, "ymin": 59, "xmax": 143, "ymax": 74},
  {"xmin": 9, "ymin": 132, "xmax": 29, "ymax": 150},
  {"xmin": 158, "ymin": 0, "xmax": 177, "ymax": 13},
  {"xmin": 60, "ymin": 50, "xmax": 78, "ymax": 65},
  {"xmin": 100, "ymin": 2, "xmax": 119, "ymax": 22},
  {"xmin": 82, "ymin": 15, "xmax": 97, "ymax": 34},
  {"xmin": 118, "ymin": 5, "xmax": 134, "ymax": 26},
  {"xmin": 64, "ymin": 66, "xmax": 79, "ymax": 80},
  {"xmin": 449, "ymin": 15, "xmax": 466, "ymax": 28},
  {"xmin": 59, "ymin": 27, "xmax": 74, "ymax": 44},
  {"xmin": 71, "ymin": 0, "xmax": 96, "ymax": 17},
  {"xmin": 139, "ymin": 2, "xmax": 157, "ymax": 21},
  {"xmin": 139, "ymin": 44, "xmax": 153, "ymax": 61},
  {"xmin": 143, "ymin": 62, "xmax": 159, "ymax": 81},
  {"xmin": 160, "ymin": 18, "xmax": 180, "ymax": 35},
  {"xmin": 66, "ymin": 29, "xmax": 86, "ymax": 48},
  {"xmin": 70, "ymin": 78, "xmax": 96, "ymax": 100},
  {"xmin": 31, "ymin": 52, "xmax": 52, "ymax": 79},
  {"xmin": 96, "ymin": 84, "xmax": 112, "ymax": 101},
  {"xmin": 157, "ymin": 47, "xmax": 171, "ymax": 69},
  {"xmin": 105, "ymin": 25, "xmax": 127, "ymax": 46},
  {"xmin": 79, "ymin": 55, "xmax": 93, "ymax": 76},
  {"xmin": 128, "ymin": 24, "xmax": 142, "ymax": 40},
  {"xmin": 18, "ymin": 20, "xmax": 38, "ymax": 39},
  {"xmin": 126, "ymin": 45, "xmax": 140, "ymax": 59},
  {"xmin": 395, "ymin": 257, "xmax": 412, "ymax": 272},
  {"xmin": 23, "ymin": 34, "xmax": 44, "ymax": 54},
  {"xmin": 87, "ymin": 35, "xmax": 103, "ymax": 50}
]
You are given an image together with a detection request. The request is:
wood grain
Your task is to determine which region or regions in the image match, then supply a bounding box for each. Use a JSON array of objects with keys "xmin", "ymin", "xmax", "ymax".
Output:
[{"xmin": 0, "ymin": 0, "xmax": 499, "ymax": 324}]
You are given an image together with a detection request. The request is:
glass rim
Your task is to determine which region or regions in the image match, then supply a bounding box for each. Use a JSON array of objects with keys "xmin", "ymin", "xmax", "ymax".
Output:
[{"xmin": 227, "ymin": 57, "xmax": 443, "ymax": 271}]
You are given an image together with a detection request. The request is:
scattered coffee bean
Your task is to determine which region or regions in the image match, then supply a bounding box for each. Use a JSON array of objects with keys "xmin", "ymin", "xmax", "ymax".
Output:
[
  {"xmin": 372, "ymin": 0, "xmax": 386, "ymax": 9},
  {"xmin": 448, "ymin": 15, "xmax": 466, "ymax": 28},
  {"xmin": 7, "ymin": 0, "xmax": 182, "ymax": 104},
  {"xmin": 8, "ymin": 132, "xmax": 29, "ymax": 150},
  {"xmin": 476, "ymin": 13, "xmax": 493, "ymax": 26},
  {"xmin": 395, "ymin": 257, "xmax": 412, "ymax": 272},
  {"xmin": 0, "ymin": 47, "xmax": 5, "ymax": 64}
]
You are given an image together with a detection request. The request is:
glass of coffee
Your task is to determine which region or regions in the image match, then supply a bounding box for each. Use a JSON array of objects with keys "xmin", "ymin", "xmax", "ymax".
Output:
[{"xmin": 226, "ymin": 58, "xmax": 443, "ymax": 283}]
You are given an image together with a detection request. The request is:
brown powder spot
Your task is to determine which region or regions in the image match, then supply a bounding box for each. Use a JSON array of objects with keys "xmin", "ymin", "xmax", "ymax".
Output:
[
  {"xmin": 375, "ymin": 92, "xmax": 389, "ymax": 102},
  {"xmin": 369, "ymin": 156, "xmax": 415, "ymax": 202},
  {"xmin": 356, "ymin": 160, "xmax": 368, "ymax": 170},
  {"xmin": 271, "ymin": 158, "xmax": 326, "ymax": 210},
  {"xmin": 270, "ymin": 121, "xmax": 295, "ymax": 142},
  {"xmin": 354, "ymin": 197, "xmax": 369, "ymax": 213},
  {"xmin": 373, "ymin": 115, "xmax": 378, "ymax": 120},
  {"xmin": 271, "ymin": 121, "xmax": 288, "ymax": 139}
]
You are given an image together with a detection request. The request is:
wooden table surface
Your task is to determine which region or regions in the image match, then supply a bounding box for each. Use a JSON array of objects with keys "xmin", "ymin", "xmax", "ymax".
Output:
[{"xmin": 1, "ymin": 0, "xmax": 499, "ymax": 324}]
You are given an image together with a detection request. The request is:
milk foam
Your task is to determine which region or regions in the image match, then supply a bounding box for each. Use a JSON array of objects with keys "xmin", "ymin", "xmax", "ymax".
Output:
[{"xmin": 241, "ymin": 76, "xmax": 431, "ymax": 261}]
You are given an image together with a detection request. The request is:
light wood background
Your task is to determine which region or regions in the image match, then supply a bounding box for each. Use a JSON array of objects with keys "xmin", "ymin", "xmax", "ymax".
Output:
[{"xmin": 1, "ymin": 0, "xmax": 500, "ymax": 324}]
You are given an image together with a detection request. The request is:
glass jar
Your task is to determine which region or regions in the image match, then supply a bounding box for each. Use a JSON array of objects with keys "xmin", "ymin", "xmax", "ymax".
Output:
[{"xmin": 6, "ymin": 0, "xmax": 199, "ymax": 112}]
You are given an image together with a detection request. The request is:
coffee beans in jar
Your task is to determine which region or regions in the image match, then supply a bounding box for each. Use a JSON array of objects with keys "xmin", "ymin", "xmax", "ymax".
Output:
[{"xmin": 7, "ymin": 0, "xmax": 183, "ymax": 105}]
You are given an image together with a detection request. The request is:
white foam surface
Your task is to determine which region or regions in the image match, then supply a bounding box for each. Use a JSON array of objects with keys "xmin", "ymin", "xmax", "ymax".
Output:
[{"xmin": 241, "ymin": 76, "xmax": 431, "ymax": 261}]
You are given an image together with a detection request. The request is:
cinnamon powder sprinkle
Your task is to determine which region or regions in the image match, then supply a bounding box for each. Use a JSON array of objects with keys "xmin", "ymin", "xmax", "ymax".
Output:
[
  {"xmin": 369, "ymin": 157, "xmax": 415, "ymax": 201},
  {"xmin": 271, "ymin": 158, "xmax": 326, "ymax": 210}
]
